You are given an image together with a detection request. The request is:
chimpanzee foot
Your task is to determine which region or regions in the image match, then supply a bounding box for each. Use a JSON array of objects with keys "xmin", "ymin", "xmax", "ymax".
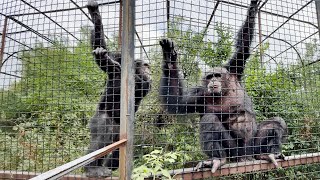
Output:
[
  {"xmin": 256, "ymin": 153, "xmax": 285, "ymax": 168},
  {"xmin": 195, "ymin": 158, "xmax": 226, "ymax": 173},
  {"xmin": 85, "ymin": 166, "xmax": 112, "ymax": 177}
]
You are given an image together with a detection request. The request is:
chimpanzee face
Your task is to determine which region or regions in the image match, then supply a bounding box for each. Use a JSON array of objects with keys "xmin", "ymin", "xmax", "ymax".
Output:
[
  {"xmin": 135, "ymin": 59, "xmax": 151, "ymax": 81},
  {"xmin": 203, "ymin": 67, "xmax": 229, "ymax": 96}
]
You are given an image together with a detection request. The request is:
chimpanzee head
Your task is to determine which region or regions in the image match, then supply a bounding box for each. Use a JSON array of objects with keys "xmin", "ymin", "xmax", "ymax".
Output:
[
  {"xmin": 202, "ymin": 67, "xmax": 230, "ymax": 96},
  {"xmin": 135, "ymin": 59, "xmax": 151, "ymax": 82}
]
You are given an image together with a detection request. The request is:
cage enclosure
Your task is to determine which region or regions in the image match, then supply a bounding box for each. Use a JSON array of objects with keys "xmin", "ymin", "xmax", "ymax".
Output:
[{"xmin": 0, "ymin": 0, "xmax": 320, "ymax": 179}]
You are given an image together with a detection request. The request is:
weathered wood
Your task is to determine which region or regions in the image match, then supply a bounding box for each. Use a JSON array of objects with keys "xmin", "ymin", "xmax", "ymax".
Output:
[
  {"xmin": 2, "ymin": 152, "xmax": 320, "ymax": 179},
  {"xmin": 119, "ymin": 0, "xmax": 136, "ymax": 179},
  {"xmin": 172, "ymin": 152, "xmax": 320, "ymax": 179},
  {"xmin": 0, "ymin": 171, "xmax": 118, "ymax": 180},
  {"xmin": 30, "ymin": 139, "xmax": 126, "ymax": 180}
]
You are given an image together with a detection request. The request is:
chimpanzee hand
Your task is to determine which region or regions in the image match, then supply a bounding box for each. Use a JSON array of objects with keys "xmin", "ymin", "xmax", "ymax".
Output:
[
  {"xmin": 87, "ymin": 0, "xmax": 99, "ymax": 12},
  {"xmin": 93, "ymin": 47, "xmax": 121, "ymax": 72},
  {"xmin": 159, "ymin": 38, "xmax": 177, "ymax": 64}
]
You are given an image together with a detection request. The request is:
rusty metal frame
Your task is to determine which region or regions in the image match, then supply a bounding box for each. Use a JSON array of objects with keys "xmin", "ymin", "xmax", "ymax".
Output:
[
  {"xmin": 0, "ymin": 16, "xmax": 8, "ymax": 71},
  {"xmin": 316, "ymin": 0, "xmax": 320, "ymax": 40}
]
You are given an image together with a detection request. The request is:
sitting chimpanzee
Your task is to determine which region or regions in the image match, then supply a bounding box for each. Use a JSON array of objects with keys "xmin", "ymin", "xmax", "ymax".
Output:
[{"xmin": 159, "ymin": 0, "xmax": 287, "ymax": 173}]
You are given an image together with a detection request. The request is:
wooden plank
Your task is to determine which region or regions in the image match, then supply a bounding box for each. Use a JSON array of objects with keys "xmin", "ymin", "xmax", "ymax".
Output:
[
  {"xmin": 2, "ymin": 153, "xmax": 320, "ymax": 179},
  {"xmin": 0, "ymin": 171, "xmax": 118, "ymax": 180},
  {"xmin": 119, "ymin": 0, "xmax": 136, "ymax": 179},
  {"xmin": 170, "ymin": 153, "xmax": 320, "ymax": 179},
  {"xmin": 30, "ymin": 139, "xmax": 126, "ymax": 180}
]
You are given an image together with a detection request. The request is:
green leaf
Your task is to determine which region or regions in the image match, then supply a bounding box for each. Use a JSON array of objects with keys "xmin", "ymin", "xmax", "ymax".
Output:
[{"xmin": 161, "ymin": 170, "xmax": 172, "ymax": 179}]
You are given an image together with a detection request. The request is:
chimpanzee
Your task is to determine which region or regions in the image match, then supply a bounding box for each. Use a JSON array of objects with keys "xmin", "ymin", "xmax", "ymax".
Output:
[
  {"xmin": 159, "ymin": 0, "xmax": 287, "ymax": 173},
  {"xmin": 85, "ymin": 0, "xmax": 151, "ymax": 177}
]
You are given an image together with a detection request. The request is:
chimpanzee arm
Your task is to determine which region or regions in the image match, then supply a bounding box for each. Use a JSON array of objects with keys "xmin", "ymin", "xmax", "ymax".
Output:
[
  {"xmin": 134, "ymin": 75, "xmax": 151, "ymax": 111},
  {"xmin": 134, "ymin": 60, "xmax": 152, "ymax": 111},
  {"xmin": 135, "ymin": 76, "xmax": 151, "ymax": 98},
  {"xmin": 92, "ymin": 48, "xmax": 121, "ymax": 78},
  {"xmin": 88, "ymin": 0, "xmax": 106, "ymax": 49},
  {"xmin": 159, "ymin": 39, "xmax": 204, "ymax": 114},
  {"xmin": 88, "ymin": 0, "xmax": 121, "ymax": 73},
  {"xmin": 225, "ymin": 0, "xmax": 260, "ymax": 80}
]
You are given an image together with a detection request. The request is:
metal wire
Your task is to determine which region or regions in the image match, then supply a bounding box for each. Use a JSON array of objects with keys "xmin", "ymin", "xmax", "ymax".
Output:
[{"xmin": 0, "ymin": 0, "xmax": 319, "ymax": 179}]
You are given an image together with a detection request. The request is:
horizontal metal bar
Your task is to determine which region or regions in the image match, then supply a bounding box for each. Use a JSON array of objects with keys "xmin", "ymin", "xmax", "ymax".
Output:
[
  {"xmin": 0, "ymin": 71, "xmax": 21, "ymax": 78},
  {"xmin": 20, "ymin": 0, "xmax": 80, "ymax": 42},
  {"xmin": 8, "ymin": 16, "xmax": 55, "ymax": 45},
  {"xmin": 7, "ymin": 1, "xmax": 120, "ymax": 17},
  {"xmin": 30, "ymin": 139, "xmax": 127, "ymax": 180},
  {"xmin": 219, "ymin": 0, "xmax": 317, "ymax": 29}
]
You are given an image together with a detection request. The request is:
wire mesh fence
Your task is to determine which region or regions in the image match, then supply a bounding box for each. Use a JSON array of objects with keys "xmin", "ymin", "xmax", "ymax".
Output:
[{"xmin": 0, "ymin": 0, "xmax": 320, "ymax": 179}]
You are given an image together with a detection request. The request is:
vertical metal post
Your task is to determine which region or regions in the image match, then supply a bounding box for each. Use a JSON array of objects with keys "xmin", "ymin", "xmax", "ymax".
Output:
[
  {"xmin": 258, "ymin": 10, "xmax": 263, "ymax": 67},
  {"xmin": 140, "ymin": 46, "xmax": 143, "ymax": 60},
  {"xmin": 118, "ymin": 0, "xmax": 123, "ymax": 51},
  {"xmin": 315, "ymin": 0, "xmax": 320, "ymax": 40},
  {"xmin": 119, "ymin": 0, "xmax": 135, "ymax": 179},
  {"xmin": 0, "ymin": 16, "xmax": 8, "ymax": 71},
  {"xmin": 166, "ymin": 0, "xmax": 170, "ymax": 32}
]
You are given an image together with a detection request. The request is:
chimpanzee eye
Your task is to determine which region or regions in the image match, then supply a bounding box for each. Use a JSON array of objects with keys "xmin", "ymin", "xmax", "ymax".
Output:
[
  {"xmin": 214, "ymin": 73, "xmax": 221, "ymax": 78},
  {"xmin": 206, "ymin": 74, "xmax": 213, "ymax": 80}
]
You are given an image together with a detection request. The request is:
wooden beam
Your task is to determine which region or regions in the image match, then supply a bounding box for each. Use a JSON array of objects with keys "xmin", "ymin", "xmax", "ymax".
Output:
[
  {"xmin": 0, "ymin": 171, "xmax": 118, "ymax": 180},
  {"xmin": 119, "ymin": 0, "xmax": 136, "ymax": 179},
  {"xmin": 2, "ymin": 152, "xmax": 320, "ymax": 179},
  {"xmin": 172, "ymin": 153, "xmax": 320, "ymax": 179},
  {"xmin": 30, "ymin": 139, "xmax": 126, "ymax": 180}
]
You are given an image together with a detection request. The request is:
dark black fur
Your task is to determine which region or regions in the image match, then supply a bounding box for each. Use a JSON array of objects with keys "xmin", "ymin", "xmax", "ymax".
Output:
[
  {"xmin": 254, "ymin": 117, "xmax": 288, "ymax": 160},
  {"xmin": 85, "ymin": 0, "xmax": 151, "ymax": 177},
  {"xmin": 159, "ymin": 0, "xmax": 287, "ymax": 171}
]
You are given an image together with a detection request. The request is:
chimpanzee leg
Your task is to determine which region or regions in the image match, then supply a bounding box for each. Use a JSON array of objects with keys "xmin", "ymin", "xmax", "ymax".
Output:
[
  {"xmin": 196, "ymin": 114, "xmax": 237, "ymax": 173},
  {"xmin": 254, "ymin": 117, "xmax": 287, "ymax": 168},
  {"xmin": 104, "ymin": 120, "xmax": 120, "ymax": 170},
  {"xmin": 84, "ymin": 111, "xmax": 113, "ymax": 177}
]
